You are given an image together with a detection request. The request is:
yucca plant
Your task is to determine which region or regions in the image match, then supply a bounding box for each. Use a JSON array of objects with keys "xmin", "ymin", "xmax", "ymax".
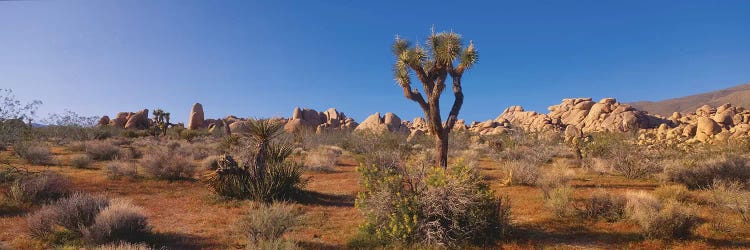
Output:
[
  {"xmin": 205, "ymin": 119, "xmax": 305, "ymax": 202},
  {"xmin": 392, "ymin": 29, "xmax": 478, "ymax": 169}
]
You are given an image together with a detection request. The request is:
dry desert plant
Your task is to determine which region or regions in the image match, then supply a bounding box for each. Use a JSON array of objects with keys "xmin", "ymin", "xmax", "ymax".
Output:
[
  {"xmin": 237, "ymin": 203, "xmax": 300, "ymax": 249},
  {"xmin": 71, "ymin": 154, "xmax": 91, "ymax": 169},
  {"xmin": 663, "ymin": 155, "xmax": 750, "ymax": 189},
  {"xmin": 625, "ymin": 191, "xmax": 700, "ymax": 239},
  {"xmin": 84, "ymin": 199, "xmax": 152, "ymax": 244},
  {"xmin": 86, "ymin": 140, "xmax": 122, "ymax": 161},
  {"xmin": 140, "ymin": 147, "xmax": 196, "ymax": 180},
  {"xmin": 104, "ymin": 161, "xmax": 139, "ymax": 180},
  {"xmin": 13, "ymin": 141, "xmax": 52, "ymax": 165},
  {"xmin": 9, "ymin": 171, "xmax": 71, "ymax": 204},
  {"xmin": 304, "ymin": 146, "xmax": 341, "ymax": 172},
  {"xmin": 578, "ymin": 189, "xmax": 626, "ymax": 222}
]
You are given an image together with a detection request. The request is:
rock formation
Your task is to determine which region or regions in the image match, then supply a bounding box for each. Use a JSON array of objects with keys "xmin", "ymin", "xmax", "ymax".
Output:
[
  {"xmin": 187, "ymin": 103, "xmax": 205, "ymax": 130},
  {"xmin": 355, "ymin": 112, "xmax": 409, "ymax": 134},
  {"xmin": 97, "ymin": 116, "xmax": 110, "ymax": 127},
  {"xmin": 124, "ymin": 109, "xmax": 150, "ymax": 129},
  {"xmin": 283, "ymin": 107, "xmax": 357, "ymax": 133}
]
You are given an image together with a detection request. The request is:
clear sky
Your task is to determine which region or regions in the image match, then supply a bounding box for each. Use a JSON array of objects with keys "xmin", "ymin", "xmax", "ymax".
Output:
[{"xmin": 1, "ymin": 1, "xmax": 749, "ymax": 124}]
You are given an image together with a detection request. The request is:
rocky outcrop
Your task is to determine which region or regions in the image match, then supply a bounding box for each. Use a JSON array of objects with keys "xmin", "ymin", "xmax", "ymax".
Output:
[
  {"xmin": 187, "ymin": 103, "xmax": 205, "ymax": 130},
  {"xmin": 283, "ymin": 107, "xmax": 357, "ymax": 133},
  {"xmin": 124, "ymin": 109, "xmax": 150, "ymax": 130},
  {"xmin": 469, "ymin": 97, "xmax": 662, "ymax": 136},
  {"xmin": 105, "ymin": 110, "xmax": 150, "ymax": 129},
  {"xmin": 355, "ymin": 112, "xmax": 409, "ymax": 133},
  {"xmin": 636, "ymin": 103, "xmax": 750, "ymax": 145},
  {"xmin": 97, "ymin": 116, "xmax": 110, "ymax": 127}
]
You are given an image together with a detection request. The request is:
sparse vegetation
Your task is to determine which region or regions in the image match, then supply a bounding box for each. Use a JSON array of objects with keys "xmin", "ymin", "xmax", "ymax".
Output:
[
  {"xmin": 663, "ymin": 155, "xmax": 750, "ymax": 189},
  {"xmin": 625, "ymin": 191, "xmax": 701, "ymax": 239},
  {"xmin": 86, "ymin": 141, "xmax": 122, "ymax": 161},
  {"xmin": 71, "ymin": 155, "xmax": 91, "ymax": 169},
  {"xmin": 140, "ymin": 146, "xmax": 196, "ymax": 180},
  {"xmin": 27, "ymin": 193, "xmax": 151, "ymax": 245},
  {"xmin": 237, "ymin": 203, "xmax": 300, "ymax": 249},
  {"xmin": 304, "ymin": 146, "xmax": 341, "ymax": 172},
  {"xmin": 14, "ymin": 141, "xmax": 53, "ymax": 165},
  {"xmin": 9, "ymin": 171, "xmax": 71, "ymax": 204},
  {"xmin": 578, "ymin": 189, "xmax": 626, "ymax": 222},
  {"xmin": 104, "ymin": 161, "xmax": 139, "ymax": 180}
]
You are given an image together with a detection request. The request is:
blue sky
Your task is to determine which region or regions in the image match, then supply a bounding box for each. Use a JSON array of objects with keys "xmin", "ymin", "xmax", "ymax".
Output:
[{"xmin": 1, "ymin": 1, "xmax": 749, "ymax": 124}]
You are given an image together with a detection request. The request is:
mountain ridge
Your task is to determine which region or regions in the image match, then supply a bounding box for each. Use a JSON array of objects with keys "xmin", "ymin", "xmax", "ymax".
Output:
[{"xmin": 629, "ymin": 83, "xmax": 750, "ymax": 117}]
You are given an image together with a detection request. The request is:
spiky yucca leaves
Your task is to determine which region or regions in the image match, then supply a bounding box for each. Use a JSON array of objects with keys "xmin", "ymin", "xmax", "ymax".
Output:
[
  {"xmin": 204, "ymin": 121, "xmax": 306, "ymax": 202},
  {"xmin": 246, "ymin": 119, "xmax": 285, "ymax": 179},
  {"xmin": 392, "ymin": 30, "xmax": 478, "ymax": 169}
]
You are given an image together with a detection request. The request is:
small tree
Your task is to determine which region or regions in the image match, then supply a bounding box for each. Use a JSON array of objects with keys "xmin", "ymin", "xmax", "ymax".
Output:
[
  {"xmin": 152, "ymin": 109, "xmax": 171, "ymax": 136},
  {"xmin": 392, "ymin": 30, "xmax": 478, "ymax": 169}
]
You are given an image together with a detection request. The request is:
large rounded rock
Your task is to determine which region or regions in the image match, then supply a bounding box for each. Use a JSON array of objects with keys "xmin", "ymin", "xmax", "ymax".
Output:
[
  {"xmin": 187, "ymin": 103, "xmax": 205, "ymax": 130},
  {"xmin": 98, "ymin": 116, "xmax": 110, "ymax": 127},
  {"xmin": 124, "ymin": 109, "xmax": 150, "ymax": 130}
]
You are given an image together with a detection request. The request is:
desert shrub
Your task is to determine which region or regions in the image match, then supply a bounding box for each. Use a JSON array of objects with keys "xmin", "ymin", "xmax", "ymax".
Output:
[
  {"xmin": 93, "ymin": 127, "xmax": 118, "ymax": 140},
  {"xmin": 68, "ymin": 141, "xmax": 87, "ymax": 152},
  {"xmin": 608, "ymin": 145, "xmax": 659, "ymax": 179},
  {"xmin": 206, "ymin": 119, "xmax": 306, "ymax": 202},
  {"xmin": 237, "ymin": 203, "xmax": 300, "ymax": 249},
  {"xmin": 304, "ymin": 146, "xmax": 341, "ymax": 172},
  {"xmin": 180, "ymin": 129, "xmax": 207, "ymax": 142},
  {"xmin": 104, "ymin": 161, "xmax": 139, "ymax": 180},
  {"xmin": 84, "ymin": 199, "xmax": 152, "ymax": 244},
  {"xmin": 9, "ymin": 171, "xmax": 71, "ymax": 204},
  {"xmin": 654, "ymin": 184, "xmax": 690, "ymax": 202},
  {"xmin": 578, "ymin": 189, "xmax": 626, "ymax": 222},
  {"xmin": 345, "ymin": 130, "xmax": 407, "ymax": 155},
  {"xmin": 27, "ymin": 192, "xmax": 110, "ymax": 240},
  {"xmin": 217, "ymin": 134, "xmax": 241, "ymax": 153},
  {"xmin": 121, "ymin": 130, "xmax": 149, "ymax": 138},
  {"xmin": 86, "ymin": 141, "xmax": 122, "ymax": 161},
  {"xmin": 140, "ymin": 147, "xmax": 196, "ymax": 180},
  {"xmin": 580, "ymin": 132, "xmax": 631, "ymax": 158},
  {"xmin": 538, "ymin": 163, "xmax": 575, "ymax": 198},
  {"xmin": 96, "ymin": 242, "xmax": 151, "ymax": 250},
  {"xmin": 71, "ymin": 155, "xmax": 91, "ymax": 169},
  {"xmin": 663, "ymin": 155, "xmax": 750, "ymax": 189},
  {"xmin": 503, "ymin": 160, "xmax": 540, "ymax": 186},
  {"xmin": 625, "ymin": 191, "xmax": 700, "ymax": 239},
  {"xmin": 355, "ymin": 161, "xmax": 510, "ymax": 247},
  {"xmin": 13, "ymin": 141, "xmax": 52, "ymax": 165},
  {"xmin": 709, "ymin": 181, "xmax": 750, "ymax": 224},
  {"xmin": 544, "ymin": 185, "xmax": 573, "ymax": 217}
]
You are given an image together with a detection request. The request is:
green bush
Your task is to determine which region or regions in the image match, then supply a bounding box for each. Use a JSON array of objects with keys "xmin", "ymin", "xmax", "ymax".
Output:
[{"xmin": 355, "ymin": 162, "xmax": 510, "ymax": 247}]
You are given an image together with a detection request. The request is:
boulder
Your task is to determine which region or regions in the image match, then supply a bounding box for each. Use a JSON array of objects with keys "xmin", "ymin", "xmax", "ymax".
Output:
[
  {"xmin": 98, "ymin": 116, "xmax": 110, "ymax": 126},
  {"xmin": 187, "ymin": 103, "xmax": 205, "ymax": 130},
  {"xmin": 124, "ymin": 109, "xmax": 150, "ymax": 130}
]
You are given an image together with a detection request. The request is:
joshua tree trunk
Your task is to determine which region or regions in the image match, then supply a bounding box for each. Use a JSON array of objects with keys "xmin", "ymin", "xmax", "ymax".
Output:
[{"xmin": 392, "ymin": 30, "xmax": 476, "ymax": 170}]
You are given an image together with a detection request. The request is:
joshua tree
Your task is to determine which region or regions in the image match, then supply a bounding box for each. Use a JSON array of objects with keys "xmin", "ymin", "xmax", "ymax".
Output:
[
  {"xmin": 392, "ymin": 30, "xmax": 478, "ymax": 169},
  {"xmin": 152, "ymin": 109, "xmax": 171, "ymax": 136}
]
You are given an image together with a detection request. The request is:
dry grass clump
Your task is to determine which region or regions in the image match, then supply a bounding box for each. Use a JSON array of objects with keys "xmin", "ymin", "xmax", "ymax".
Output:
[
  {"xmin": 140, "ymin": 147, "xmax": 196, "ymax": 180},
  {"xmin": 27, "ymin": 193, "xmax": 151, "ymax": 245},
  {"xmin": 27, "ymin": 192, "xmax": 109, "ymax": 240},
  {"xmin": 84, "ymin": 199, "xmax": 152, "ymax": 244},
  {"xmin": 13, "ymin": 141, "xmax": 52, "ymax": 165},
  {"xmin": 68, "ymin": 141, "xmax": 87, "ymax": 152},
  {"xmin": 663, "ymin": 155, "xmax": 750, "ymax": 189},
  {"xmin": 578, "ymin": 189, "xmax": 626, "ymax": 222},
  {"xmin": 237, "ymin": 203, "xmax": 300, "ymax": 249},
  {"xmin": 539, "ymin": 163, "xmax": 576, "ymax": 198},
  {"xmin": 71, "ymin": 154, "xmax": 92, "ymax": 169},
  {"xmin": 304, "ymin": 146, "xmax": 342, "ymax": 172},
  {"xmin": 9, "ymin": 171, "xmax": 71, "ymax": 204},
  {"xmin": 104, "ymin": 161, "xmax": 139, "ymax": 180},
  {"xmin": 503, "ymin": 160, "xmax": 540, "ymax": 186},
  {"xmin": 86, "ymin": 141, "xmax": 122, "ymax": 161},
  {"xmin": 625, "ymin": 191, "xmax": 701, "ymax": 239},
  {"xmin": 709, "ymin": 181, "xmax": 750, "ymax": 224},
  {"xmin": 654, "ymin": 184, "xmax": 691, "ymax": 202},
  {"xmin": 544, "ymin": 185, "xmax": 573, "ymax": 217}
]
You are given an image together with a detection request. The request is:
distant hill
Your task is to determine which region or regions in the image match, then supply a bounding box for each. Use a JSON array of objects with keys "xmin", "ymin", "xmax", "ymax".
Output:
[{"xmin": 630, "ymin": 83, "xmax": 750, "ymax": 117}]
